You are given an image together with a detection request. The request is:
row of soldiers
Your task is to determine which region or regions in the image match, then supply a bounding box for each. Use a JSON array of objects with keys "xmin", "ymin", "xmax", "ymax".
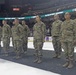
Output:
[
  {"xmin": 51, "ymin": 12, "xmax": 76, "ymax": 69},
  {"xmin": 33, "ymin": 13, "xmax": 76, "ymax": 69},
  {"xmin": 0, "ymin": 12, "xmax": 76, "ymax": 69},
  {"xmin": 0, "ymin": 16, "xmax": 46, "ymax": 64},
  {"xmin": 0, "ymin": 19, "xmax": 30, "ymax": 59}
]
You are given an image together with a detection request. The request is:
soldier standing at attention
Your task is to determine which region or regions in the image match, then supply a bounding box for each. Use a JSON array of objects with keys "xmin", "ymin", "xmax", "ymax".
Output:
[
  {"xmin": 0, "ymin": 26, "xmax": 2, "ymax": 52},
  {"xmin": 33, "ymin": 15, "xmax": 46, "ymax": 63},
  {"xmin": 22, "ymin": 20, "xmax": 30, "ymax": 54},
  {"xmin": 11, "ymin": 21, "xmax": 15, "ymax": 46},
  {"xmin": 0, "ymin": 26, "xmax": 2, "ymax": 46},
  {"xmin": 61, "ymin": 12, "xmax": 75, "ymax": 69},
  {"xmin": 51, "ymin": 14, "xmax": 62, "ymax": 58},
  {"xmin": 2, "ymin": 20, "xmax": 11, "ymax": 56},
  {"xmin": 11, "ymin": 18, "xmax": 24, "ymax": 59}
]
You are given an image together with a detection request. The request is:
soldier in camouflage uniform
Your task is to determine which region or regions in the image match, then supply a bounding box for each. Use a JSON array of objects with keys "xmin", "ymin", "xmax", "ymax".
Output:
[
  {"xmin": 51, "ymin": 14, "xmax": 62, "ymax": 58},
  {"xmin": 2, "ymin": 20, "xmax": 11, "ymax": 56},
  {"xmin": 0, "ymin": 26, "xmax": 2, "ymax": 46},
  {"xmin": 33, "ymin": 15, "xmax": 46, "ymax": 63},
  {"xmin": 61, "ymin": 12, "xmax": 75, "ymax": 69},
  {"xmin": 11, "ymin": 21, "xmax": 15, "ymax": 46},
  {"xmin": 0, "ymin": 26, "xmax": 2, "ymax": 52},
  {"xmin": 11, "ymin": 18, "xmax": 24, "ymax": 59},
  {"xmin": 22, "ymin": 20, "xmax": 30, "ymax": 54}
]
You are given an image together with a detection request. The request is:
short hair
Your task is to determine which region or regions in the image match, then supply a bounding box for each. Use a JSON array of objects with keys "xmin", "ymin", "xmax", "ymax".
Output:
[
  {"xmin": 65, "ymin": 12, "xmax": 70, "ymax": 15},
  {"xmin": 54, "ymin": 14, "xmax": 59, "ymax": 16},
  {"xmin": 2, "ymin": 20, "xmax": 7, "ymax": 23},
  {"xmin": 22, "ymin": 20, "xmax": 25, "ymax": 22},
  {"xmin": 15, "ymin": 18, "xmax": 19, "ymax": 20},
  {"xmin": 36, "ymin": 15, "xmax": 41, "ymax": 18},
  {"xmin": 3, "ymin": 20, "xmax": 7, "ymax": 22}
]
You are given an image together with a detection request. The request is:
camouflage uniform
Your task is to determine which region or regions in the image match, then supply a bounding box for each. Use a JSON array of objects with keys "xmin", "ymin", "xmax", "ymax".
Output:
[
  {"xmin": 51, "ymin": 20, "xmax": 62, "ymax": 58},
  {"xmin": 11, "ymin": 24, "xmax": 24, "ymax": 58},
  {"xmin": 33, "ymin": 21, "xmax": 46, "ymax": 63},
  {"xmin": 22, "ymin": 24, "xmax": 30, "ymax": 53},
  {"xmin": 11, "ymin": 26, "xmax": 14, "ymax": 46},
  {"xmin": 2, "ymin": 24, "xmax": 11, "ymax": 55},
  {"xmin": 61, "ymin": 19, "xmax": 75, "ymax": 68},
  {"xmin": 0, "ymin": 26, "xmax": 2, "ymax": 47},
  {"xmin": 0, "ymin": 26, "xmax": 2, "ymax": 52}
]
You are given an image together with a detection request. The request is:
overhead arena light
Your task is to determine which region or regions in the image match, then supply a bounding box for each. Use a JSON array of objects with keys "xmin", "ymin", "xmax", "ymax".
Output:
[{"xmin": 13, "ymin": 8, "xmax": 20, "ymax": 11}]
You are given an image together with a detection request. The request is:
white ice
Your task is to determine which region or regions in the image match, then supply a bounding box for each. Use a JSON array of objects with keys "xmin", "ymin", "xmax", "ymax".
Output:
[
  {"xmin": 0, "ymin": 40, "xmax": 61, "ymax": 75},
  {"xmin": 0, "ymin": 58, "xmax": 60, "ymax": 75},
  {"xmin": 0, "ymin": 38, "xmax": 76, "ymax": 75}
]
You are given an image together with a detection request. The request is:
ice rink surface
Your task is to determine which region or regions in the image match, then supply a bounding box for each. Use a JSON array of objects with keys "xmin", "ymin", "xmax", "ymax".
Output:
[
  {"xmin": 0, "ymin": 41, "xmax": 76, "ymax": 75},
  {"xmin": 0, "ymin": 41, "xmax": 61, "ymax": 75}
]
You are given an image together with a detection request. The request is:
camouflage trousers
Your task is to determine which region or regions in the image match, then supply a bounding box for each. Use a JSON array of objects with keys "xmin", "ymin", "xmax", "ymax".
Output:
[
  {"xmin": 0, "ymin": 36, "xmax": 2, "ymax": 52},
  {"xmin": 13, "ymin": 40, "xmax": 23, "ymax": 56},
  {"xmin": 22, "ymin": 37, "xmax": 28, "ymax": 52},
  {"xmin": 33, "ymin": 39, "xmax": 43, "ymax": 57},
  {"xmin": 2, "ymin": 37, "xmax": 10, "ymax": 54},
  {"xmin": 52, "ymin": 36, "xmax": 62, "ymax": 56},
  {"xmin": 62, "ymin": 42, "xmax": 74, "ymax": 61},
  {"xmin": 0, "ymin": 36, "xmax": 2, "ymax": 46}
]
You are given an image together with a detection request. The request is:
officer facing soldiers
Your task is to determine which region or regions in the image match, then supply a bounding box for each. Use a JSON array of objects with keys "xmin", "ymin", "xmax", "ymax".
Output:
[
  {"xmin": 22, "ymin": 20, "xmax": 30, "ymax": 54},
  {"xmin": 51, "ymin": 14, "xmax": 62, "ymax": 58},
  {"xmin": 2, "ymin": 20, "xmax": 11, "ymax": 56},
  {"xmin": 33, "ymin": 15, "xmax": 46, "ymax": 63},
  {"xmin": 11, "ymin": 18, "xmax": 24, "ymax": 59},
  {"xmin": 61, "ymin": 12, "xmax": 75, "ymax": 69}
]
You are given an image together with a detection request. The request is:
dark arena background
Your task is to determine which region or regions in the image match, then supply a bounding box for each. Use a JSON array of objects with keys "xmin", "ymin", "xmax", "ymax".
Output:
[{"xmin": 0, "ymin": 0, "xmax": 76, "ymax": 75}]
